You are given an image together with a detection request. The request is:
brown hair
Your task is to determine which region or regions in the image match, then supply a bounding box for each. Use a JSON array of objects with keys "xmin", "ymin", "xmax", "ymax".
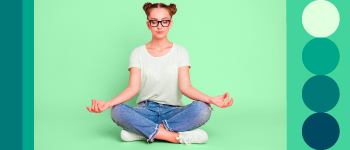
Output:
[{"xmin": 143, "ymin": 2, "xmax": 177, "ymax": 20}]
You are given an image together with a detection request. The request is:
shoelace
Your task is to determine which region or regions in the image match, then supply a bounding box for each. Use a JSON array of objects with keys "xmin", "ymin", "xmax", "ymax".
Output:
[{"xmin": 176, "ymin": 133, "xmax": 197, "ymax": 146}]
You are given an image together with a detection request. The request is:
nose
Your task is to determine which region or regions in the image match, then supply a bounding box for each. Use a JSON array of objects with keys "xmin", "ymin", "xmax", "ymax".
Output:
[{"xmin": 157, "ymin": 22, "xmax": 162, "ymax": 29}]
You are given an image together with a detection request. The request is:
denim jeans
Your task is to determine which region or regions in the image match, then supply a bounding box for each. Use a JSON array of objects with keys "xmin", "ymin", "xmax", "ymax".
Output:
[{"xmin": 110, "ymin": 100, "xmax": 214, "ymax": 144}]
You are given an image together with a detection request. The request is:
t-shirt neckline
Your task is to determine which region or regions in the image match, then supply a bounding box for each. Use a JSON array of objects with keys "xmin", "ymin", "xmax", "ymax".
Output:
[{"xmin": 144, "ymin": 43, "xmax": 175, "ymax": 59}]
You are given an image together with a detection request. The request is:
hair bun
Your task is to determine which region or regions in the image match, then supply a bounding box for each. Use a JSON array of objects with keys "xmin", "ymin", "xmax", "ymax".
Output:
[
  {"xmin": 143, "ymin": 2, "xmax": 152, "ymax": 12},
  {"xmin": 169, "ymin": 3, "xmax": 177, "ymax": 16},
  {"xmin": 143, "ymin": 2, "xmax": 177, "ymax": 20}
]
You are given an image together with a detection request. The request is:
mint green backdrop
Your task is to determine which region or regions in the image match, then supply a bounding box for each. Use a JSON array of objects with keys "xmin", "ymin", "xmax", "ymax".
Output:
[{"xmin": 34, "ymin": 0, "xmax": 286, "ymax": 149}]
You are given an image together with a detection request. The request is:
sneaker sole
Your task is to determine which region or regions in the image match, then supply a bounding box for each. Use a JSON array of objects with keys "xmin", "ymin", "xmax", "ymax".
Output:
[
  {"xmin": 121, "ymin": 130, "xmax": 147, "ymax": 142},
  {"xmin": 194, "ymin": 129, "xmax": 208, "ymax": 143}
]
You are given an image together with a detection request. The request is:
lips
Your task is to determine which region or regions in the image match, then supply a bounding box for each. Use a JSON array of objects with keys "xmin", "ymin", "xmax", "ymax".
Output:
[{"xmin": 156, "ymin": 31, "xmax": 163, "ymax": 34}]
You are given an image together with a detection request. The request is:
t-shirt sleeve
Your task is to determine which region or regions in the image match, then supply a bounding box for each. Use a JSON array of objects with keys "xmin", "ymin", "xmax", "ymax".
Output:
[
  {"xmin": 128, "ymin": 47, "xmax": 141, "ymax": 71},
  {"xmin": 178, "ymin": 47, "xmax": 191, "ymax": 69}
]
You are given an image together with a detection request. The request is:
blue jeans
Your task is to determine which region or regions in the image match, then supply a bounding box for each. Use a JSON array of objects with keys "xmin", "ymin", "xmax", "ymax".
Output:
[{"xmin": 110, "ymin": 100, "xmax": 214, "ymax": 144}]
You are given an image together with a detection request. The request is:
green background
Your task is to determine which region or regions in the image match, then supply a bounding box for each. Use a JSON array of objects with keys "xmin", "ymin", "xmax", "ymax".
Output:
[
  {"xmin": 286, "ymin": 0, "xmax": 350, "ymax": 149},
  {"xmin": 34, "ymin": 0, "xmax": 286, "ymax": 149}
]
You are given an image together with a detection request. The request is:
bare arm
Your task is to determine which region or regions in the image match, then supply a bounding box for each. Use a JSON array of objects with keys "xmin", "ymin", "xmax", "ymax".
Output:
[
  {"xmin": 107, "ymin": 87, "xmax": 139, "ymax": 108},
  {"xmin": 178, "ymin": 66, "xmax": 212, "ymax": 103},
  {"xmin": 107, "ymin": 67, "xmax": 141, "ymax": 108},
  {"xmin": 181, "ymin": 86, "xmax": 212, "ymax": 104},
  {"xmin": 178, "ymin": 66, "xmax": 233, "ymax": 108}
]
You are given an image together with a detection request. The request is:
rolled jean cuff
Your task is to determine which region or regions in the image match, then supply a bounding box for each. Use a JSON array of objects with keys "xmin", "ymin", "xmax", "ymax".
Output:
[
  {"xmin": 147, "ymin": 124, "xmax": 161, "ymax": 144},
  {"xmin": 162, "ymin": 120, "xmax": 174, "ymax": 132}
]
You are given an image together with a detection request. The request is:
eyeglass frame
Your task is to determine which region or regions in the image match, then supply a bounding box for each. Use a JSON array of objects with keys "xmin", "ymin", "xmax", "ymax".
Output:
[{"xmin": 147, "ymin": 19, "xmax": 172, "ymax": 27}]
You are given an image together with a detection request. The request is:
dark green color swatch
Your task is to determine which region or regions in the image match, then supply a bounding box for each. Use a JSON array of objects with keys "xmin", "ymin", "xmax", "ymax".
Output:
[{"xmin": 302, "ymin": 113, "xmax": 340, "ymax": 149}]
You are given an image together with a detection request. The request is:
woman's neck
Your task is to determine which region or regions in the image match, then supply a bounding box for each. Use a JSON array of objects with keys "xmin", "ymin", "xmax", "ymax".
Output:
[{"xmin": 147, "ymin": 36, "xmax": 172, "ymax": 50}]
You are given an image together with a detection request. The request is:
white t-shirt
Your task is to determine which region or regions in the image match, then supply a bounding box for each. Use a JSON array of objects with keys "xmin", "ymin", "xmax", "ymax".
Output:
[{"xmin": 128, "ymin": 43, "xmax": 191, "ymax": 106}]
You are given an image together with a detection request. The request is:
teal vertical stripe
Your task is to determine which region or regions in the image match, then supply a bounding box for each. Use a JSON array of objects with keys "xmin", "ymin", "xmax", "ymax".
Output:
[
  {"xmin": 23, "ymin": 0, "xmax": 34, "ymax": 150},
  {"xmin": 288, "ymin": 0, "xmax": 350, "ymax": 149},
  {"xmin": 0, "ymin": 0, "xmax": 23, "ymax": 150}
]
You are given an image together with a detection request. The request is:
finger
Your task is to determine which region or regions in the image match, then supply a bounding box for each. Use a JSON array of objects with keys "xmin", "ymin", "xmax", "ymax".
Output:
[
  {"xmin": 227, "ymin": 92, "xmax": 229, "ymax": 102},
  {"xmin": 86, "ymin": 106, "xmax": 95, "ymax": 113},
  {"xmin": 224, "ymin": 98, "xmax": 231, "ymax": 108},
  {"xmin": 94, "ymin": 100, "xmax": 99, "ymax": 112},
  {"xmin": 226, "ymin": 93, "xmax": 231, "ymax": 107},
  {"xmin": 223, "ymin": 92, "xmax": 228, "ymax": 98},
  {"xmin": 92, "ymin": 100, "xmax": 95, "ymax": 111},
  {"xmin": 220, "ymin": 92, "xmax": 227, "ymax": 99},
  {"xmin": 93, "ymin": 100, "xmax": 98, "ymax": 112},
  {"xmin": 86, "ymin": 106, "xmax": 92, "ymax": 112},
  {"xmin": 225, "ymin": 98, "xmax": 231, "ymax": 108},
  {"xmin": 97, "ymin": 101, "xmax": 101, "ymax": 111},
  {"xmin": 222, "ymin": 92, "xmax": 228, "ymax": 98},
  {"xmin": 96, "ymin": 101, "xmax": 100, "ymax": 112},
  {"xmin": 228, "ymin": 97, "xmax": 233, "ymax": 107},
  {"xmin": 225, "ymin": 93, "xmax": 229, "ymax": 105},
  {"xmin": 225, "ymin": 95, "xmax": 230, "ymax": 105},
  {"xmin": 225, "ymin": 94, "xmax": 232, "ymax": 108}
]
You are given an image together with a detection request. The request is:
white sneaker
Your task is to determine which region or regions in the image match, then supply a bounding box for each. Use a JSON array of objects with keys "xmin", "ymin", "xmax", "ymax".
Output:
[
  {"xmin": 120, "ymin": 129, "xmax": 147, "ymax": 142},
  {"xmin": 176, "ymin": 129, "xmax": 208, "ymax": 146}
]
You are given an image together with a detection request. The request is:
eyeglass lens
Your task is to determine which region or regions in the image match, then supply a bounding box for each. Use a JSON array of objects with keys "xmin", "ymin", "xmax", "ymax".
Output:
[{"xmin": 150, "ymin": 20, "xmax": 170, "ymax": 27}]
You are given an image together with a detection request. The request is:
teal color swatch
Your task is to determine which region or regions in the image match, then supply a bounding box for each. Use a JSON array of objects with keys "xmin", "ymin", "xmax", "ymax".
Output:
[
  {"xmin": 302, "ymin": 75, "xmax": 340, "ymax": 112},
  {"xmin": 302, "ymin": 38, "xmax": 340, "ymax": 75}
]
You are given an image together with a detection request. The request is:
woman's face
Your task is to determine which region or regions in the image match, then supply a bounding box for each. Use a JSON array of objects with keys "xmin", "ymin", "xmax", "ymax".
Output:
[{"xmin": 146, "ymin": 8, "xmax": 173, "ymax": 39}]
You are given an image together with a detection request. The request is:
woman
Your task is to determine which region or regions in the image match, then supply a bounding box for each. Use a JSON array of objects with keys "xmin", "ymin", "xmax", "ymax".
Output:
[{"xmin": 86, "ymin": 2, "xmax": 234, "ymax": 146}]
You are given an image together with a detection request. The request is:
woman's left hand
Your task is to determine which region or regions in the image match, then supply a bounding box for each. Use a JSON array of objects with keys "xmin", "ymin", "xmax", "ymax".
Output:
[{"xmin": 208, "ymin": 92, "xmax": 234, "ymax": 108}]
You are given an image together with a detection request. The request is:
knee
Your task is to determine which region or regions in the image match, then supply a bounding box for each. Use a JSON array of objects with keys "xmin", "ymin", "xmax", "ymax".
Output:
[
  {"xmin": 110, "ymin": 103, "xmax": 127, "ymax": 120},
  {"xmin": 192, "ymin": 101, "xmax": 212, "ymax": 118}
]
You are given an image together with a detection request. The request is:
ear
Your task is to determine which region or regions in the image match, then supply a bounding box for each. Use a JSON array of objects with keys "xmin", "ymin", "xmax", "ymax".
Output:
[
  {"xmin": 169, "ymin": 20, "xmax": 173, "ymax": 30},
  {"xmin": 146, "ymin": 21, "xmax": 151, "ymax": 30}
]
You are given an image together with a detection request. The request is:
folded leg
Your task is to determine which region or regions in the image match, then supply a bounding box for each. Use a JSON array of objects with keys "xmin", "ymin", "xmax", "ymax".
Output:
[
  {"xmin": 110, "ymin": 103, "xmax": 161, "ymax": 144},
  {"xmin": 161, "ymin": 101, "xmax": 213, "ymax": 132}
]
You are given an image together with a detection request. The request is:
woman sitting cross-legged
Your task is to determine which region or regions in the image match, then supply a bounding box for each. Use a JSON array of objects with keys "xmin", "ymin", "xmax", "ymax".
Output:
[{"xmin": 86, "ymin": 2, "xmax": 234, "ymax": 146}]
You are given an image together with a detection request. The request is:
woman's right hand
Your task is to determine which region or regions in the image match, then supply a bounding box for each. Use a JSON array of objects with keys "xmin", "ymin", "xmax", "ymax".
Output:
[{"xmin": 86, "ymin": 99, "xmax": 111, "ymax": 113}]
